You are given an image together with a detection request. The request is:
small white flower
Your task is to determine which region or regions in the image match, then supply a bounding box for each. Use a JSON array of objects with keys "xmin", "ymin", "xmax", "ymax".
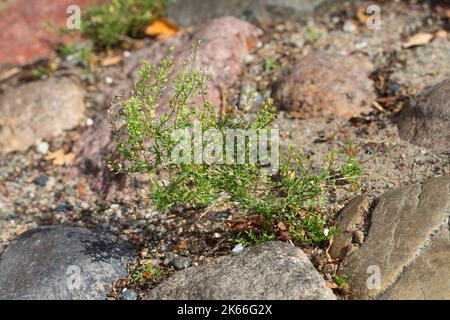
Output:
[{"xmin": 324, "ymin": 228, "xmax": 330, "ymax": 237}]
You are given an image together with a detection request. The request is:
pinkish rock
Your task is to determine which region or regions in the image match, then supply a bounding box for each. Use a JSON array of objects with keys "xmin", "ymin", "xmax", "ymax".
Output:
[
  {"xmin": 0, "ymin": 0, "xmax": 103, "ymax": 69},
  {"xmin": 272, "ymin": 50, "xmax": 376, "ymax": 119},
  {"xmin": 74, "ymin": 17, "xmax": 261, "ymax": 199},
  {"xmin": 0, "ymin": 77, "xmax": 86, "ymax": 153}
]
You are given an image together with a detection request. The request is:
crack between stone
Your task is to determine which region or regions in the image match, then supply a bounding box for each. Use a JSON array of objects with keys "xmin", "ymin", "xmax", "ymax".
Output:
[{"xmin": 362, "ymin": 197, "xmax": 378, "ymax": 237}]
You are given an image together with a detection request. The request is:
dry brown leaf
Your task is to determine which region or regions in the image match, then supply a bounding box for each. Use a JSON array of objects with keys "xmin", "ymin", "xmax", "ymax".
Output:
[
  {"xmin": 45, "ymin": 149, "xmax": 76, "ymax": 166},
  {"xmin": 173, "ymin": 239, "xmax": 188, "ymax": 251},
  {"xmin": 145, "ymin": 18, "xmax": 180, "ymax": 39},
  {"xmin": 403, "ymin": 32, "xmax": 434, "ymax": 48},
  {"xmin": 101, "ymin": 54, "xmax": 123, "ymax": 67},
  {"xmin": 356, "ymin": 7, "xmax": 369, "ymax": 24},
  {"xmin": 0, "ymin": 67, "xmax": 19, "ymax": 82},
  {"xmin": 326, "ymin": 282, "xmax": 339, "ymax": 289},
  {"xmin": 16, "ymin": 226, "xmax": 28, "ymax": 236}
]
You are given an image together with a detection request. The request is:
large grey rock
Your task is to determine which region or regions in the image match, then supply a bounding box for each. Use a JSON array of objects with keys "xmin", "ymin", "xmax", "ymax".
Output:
[
  {"xmin": 146, "ymin": 241, "xmax": 336, "ymax": 300},
  {"xmin": 397, "ymin": 79, "xmax": 450, "ymax": 153},
  {"xmin": 338, "ymin": 176, "xmax": 450, "ymax": 300},
  {"xmin": 0, "ymin": 77, "xmax": 86, "ymax": 153},
  {"xmin": 166, "ymin": 0, "xmax": 328, "ymax": 27},
  {"xmin": 0, "ymin": 226, "xmax": 136, "ymax": 300}
]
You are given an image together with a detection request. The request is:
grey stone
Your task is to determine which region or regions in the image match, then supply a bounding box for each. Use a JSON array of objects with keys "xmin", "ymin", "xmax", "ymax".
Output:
[
  {"xmin": 32, "ymin": 175, "xmax": 48, "ymax": 187},
  {"xmin": 0, "ymin": 226, "xmax": 136, "ymax": 300},
  {"xmin": 329, "ymin": 195, "xmax": 370, "ymax": 260},
  {"xmin": 354, "ymin": 231, "xmax": 365, "ymax": 245},
  {"xmin": 338, "ymin": 176, "xmax": 450, "ymax": 300},
  {"xmin": 0, "ymin": 77, "xmax": 85, "ymax": 153},
  {"xmin": 145, "ymin": 241, "xmax": 336, "ymax": 300},
  {"xmin": 117, "ymin": 288, "xmax": 139, "ymax": 300},
  {"xmin": 171, "ymin": 256, "xmax": 192, "ymax": 270},
  {"xmin": 166, "ymin": 0, "xmax": 329, "ymax": 27},
  {"xmin": 397, "ymin": 79, "xmax": 450, "ymax": 153}
]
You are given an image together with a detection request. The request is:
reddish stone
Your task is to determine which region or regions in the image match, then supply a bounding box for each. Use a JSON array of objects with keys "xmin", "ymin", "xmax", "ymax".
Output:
[
  {"xmin": 0, "ymin": 0, "xmax": 103, "ymax": 68},
  {"xmin": 272, "ymin": 50, "xmax": 376, "ymax": 119}
]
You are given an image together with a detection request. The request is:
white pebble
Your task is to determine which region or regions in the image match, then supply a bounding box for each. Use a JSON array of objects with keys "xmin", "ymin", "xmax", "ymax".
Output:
[
  {"xmin": 232, "ymin": 243, "xmax": 244, "ymax": 254},
  {"xmin": 86, "ymin": 118, "xmax": 94, "ymax": 126},
  {"xmin": 343, "ymin": 21, "xmax": 357, "ymax": 33},
  {"xmin": 105, "ymin": 76, "xmax": 114, "ymax": 84},
  {"xmin": 36, "ymin": 141, "xmax": 49, "ymax": 155}
]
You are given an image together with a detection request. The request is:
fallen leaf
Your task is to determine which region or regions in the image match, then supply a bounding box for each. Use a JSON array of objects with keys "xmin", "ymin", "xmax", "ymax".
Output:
[
  {"xmin": 226, "ymin": 220, "xmax": 249, "ymax": 233},
  {"xmin": 403, "ymin": 32, "xmax": 434, "ymax": 48},
  {"xmin": 226, "ymin": 215, "xmax": 263, "ymax": 233},
  {"xmin": 326, "ymin": 282, "xmax": 339, "ymax": 289},
  {"xmin": 140, "ymin": 248, "xmax": 149, "ymax": 258},
  {"xmin": 45, "ymin": 149, "xmax": 76, "ymax": 166},
  {"xmin": 173, "ymin": 239, "xmax": 188, "ymax": 252},
  {"xmin": 16, "ymin": 226, "xmax": 28, "ymax": 236},
  {"xmin": 277, "ymin": 221, "xmax": 288, "ymax": 231},
  {"xmin": 101, "ymin": 54, "xmax": 123, "ymax": 67},
  {"xmin": 0, "ymin": 67, "xmax": 19, "ymax": 82},
  {"xmin": 145, "ymin": 18, "xmax": 180, "ymax": 39},
  {"xmin": 356, "ymin": 7, "xmax": 369, "ymax": 24}
]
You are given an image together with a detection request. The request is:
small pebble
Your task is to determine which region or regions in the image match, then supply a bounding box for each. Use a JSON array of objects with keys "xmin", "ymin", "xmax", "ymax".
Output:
[
  {"xmin": 343, "ymin": 21, "xmax": 357, "ymax": 33},
  {"xmin": 86, "ymin": 118, "xmax": 94, "ymax": 126},
  {"xmin": 105, "ymin": 76, "xmax": 114, "ymax": 84},
  {"xmin": 32, "ymin": 175, "xmax": 48, "ymax": 187},
  {"xmin": 36, "ymin": 141, "xmax": 49, "ymax": 155},
  {"xmin": 354, "ymin": 231, "xmax": 365, "ymax": 245},
  {"xmin": 172, "ymin": 256, "xmax": 192, "ymax": 270},
  {"xmin": 56, "ymin": 202, "xmax": 70, "ymax": 213},
  {"xmin": 232, "ymin": 243, "xmax": 244, "ymax": 254},
  {"xmin": 117, "ymin": 288, "xmax": 138, "ymax": 300}
]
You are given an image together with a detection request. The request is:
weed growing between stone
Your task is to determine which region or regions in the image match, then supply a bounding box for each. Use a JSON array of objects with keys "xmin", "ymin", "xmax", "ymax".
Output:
[
  {"xmin": 108, "ymin": 46, "xmax": 364, "ymax": 246},
  {"xmin": 82, "ymin": 0, "xmax": 169, "ymax": 48},
  {"xmin": 130, "ymin": 261, "xmax": 163, "ymax": 285}
]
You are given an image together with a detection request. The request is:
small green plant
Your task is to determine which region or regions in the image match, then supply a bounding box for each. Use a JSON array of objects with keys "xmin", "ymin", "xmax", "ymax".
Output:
[
  {"xmin": 131, "ymin": 262, "xmax": 162, "ymax": 284},
  {"xmin": 264, "ymin": 57, "xmax": 278, "ymax": 72},
  {"xmin": 58, "ymin": 42, "xmax": 95, "ymax": 70},
  {"xmin": 82, "ymin": 0, "xmax": 168, "ymax": 48},
  {"xmin": 306, "ymin": 28, "xmax": 320, "ymax": 43},
  {"xmin": 334, "ymin": 275, "xmax": 349, "ymax": 289},
  {"xmin": 109, "ymin": 46, "xmax": 363, "ymax": 246},
  {"xmin": 236, "ymin": 230, "xmax": 277, "ymax": 247}
]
